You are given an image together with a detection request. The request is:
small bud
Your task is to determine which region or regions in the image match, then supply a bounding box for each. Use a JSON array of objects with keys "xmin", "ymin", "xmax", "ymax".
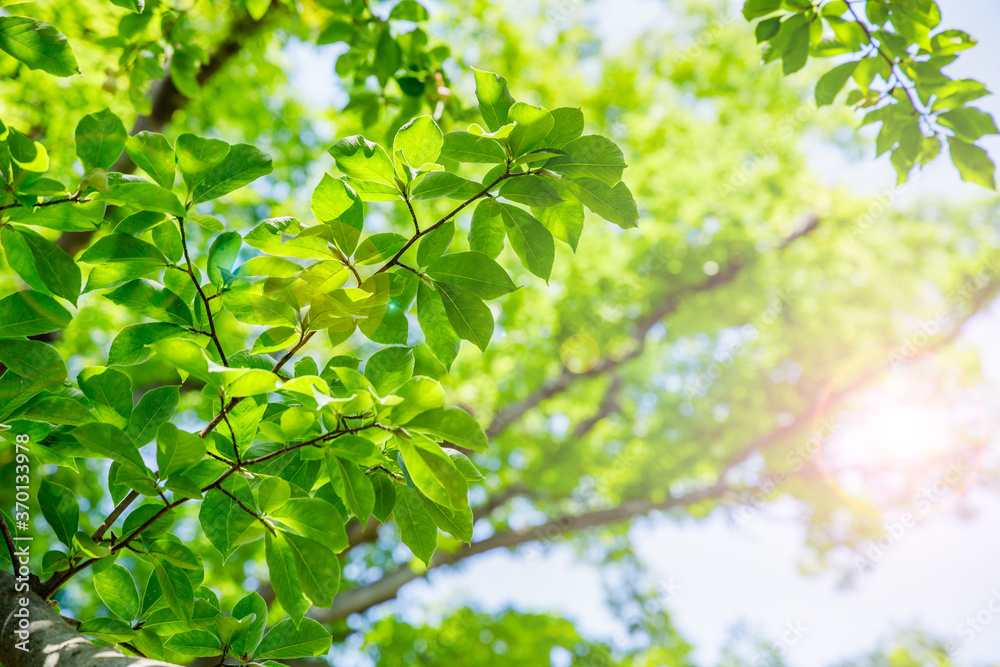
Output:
[{"xmin": 81, "ymin": 168, "xmax": 108, "ymax": 193}]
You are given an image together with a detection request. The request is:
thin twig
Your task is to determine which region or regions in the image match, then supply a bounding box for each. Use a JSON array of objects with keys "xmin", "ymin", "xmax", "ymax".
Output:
[
  {"xmin": 92, "ymin": 490, "xmax": 139, "ymax": 541},
  {"xmin": 219, "ymin": 487, "xmax": 276, "ymax": 536},
  {"xmin": 375, "ymin": 168, "xmax": 539, "ymax": 275},
  {"xmin": 0, "ymin": 192, "xmax": 89, "ymax": 212},
  {"xmin": 178, "ymin": 216, "xmax": 229, "ymax": 366}
]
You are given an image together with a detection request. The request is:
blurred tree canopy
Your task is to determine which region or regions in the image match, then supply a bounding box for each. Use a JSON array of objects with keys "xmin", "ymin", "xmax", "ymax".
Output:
[{"xmin": 0, "ymin": 0, "xmax": 997, "ymax": 666}]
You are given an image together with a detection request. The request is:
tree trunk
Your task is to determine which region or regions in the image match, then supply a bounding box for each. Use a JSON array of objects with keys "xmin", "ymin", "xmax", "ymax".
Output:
[{"xmin": 0, "ymin": 571, "xmax": 176, "ymax": 667}]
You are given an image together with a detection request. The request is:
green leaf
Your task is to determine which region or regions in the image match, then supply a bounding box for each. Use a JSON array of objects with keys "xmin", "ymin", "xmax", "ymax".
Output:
[
  {"xmin": 473, "ymin": 68, "xmax": 514, "ymax": 133},
  {"xmin": 440, "ymin": 131, "xmax": 506, "ymax": 163},
  {"xmin": 411, "ymin": 171, "xmax": 471, "ymax": 200},
  {"xmin": 536, "ymin": 199, "xmax": 584, "ymax": 251},
  {"xmin": 397, "ymin": 433, "xmax": 468, "ymax": 509},
  {"xmin": 126, "ymin": 132, "xmax": 176, "ymax": 188},
  {"xmin": 310, "ymin": 174, "xmax": 365, "ymax": 254},
  {"xmin": 544, "ymin": 135, "xmax": 626, "ymax": 186},
  {"xmin": 422, "ymin": 494, "xmax": 473, "ymax": 543},
  {"xmin": 38, "ymin": 479, "xmax": 78, "ymax": 546},
  {"xmin": 4, "ymin": 200, "xmax": 104, "ymax": 232},
  {"xmin": 0, "ymin": 16, "xmax": 78, "ymax": 76},
  {"xmin": 371, "ymin": 472, "xmax": 397, "ymax": 522},
  {"xmin": 264, "ymin": 532, "xmax": 310, "ymax": 628},
  {"xmin": 164, "ymin": 630, "xmax": 221, "ymax": 657},
  {"xmin": 128, "ymin": 385, "xmax": 179, "ymax": 446},
  {"xmin": 416, "ymin": 220, "xmax": 454, "ymax": 267},
  {"xmin": 148, "ymin": 539, "xmax": 201, "ymax": 572},
  {"xmin": 0, "ymin": 339, "xmax": 62, "ymax": 380},
  {"xmin": 20, "ymin": 396, "xmax": 93, "ymax": 426},
  {"xmin": 393, "ymin": 485, "xmax": 437, "ymax": 565},
  {"xmin": 426, "ymin": 251, "xmax": 518, "ymax": 300},
  {"xmin": 254, "ymin": 618, "xmax": 332, "ymax": 660},
  {"xmin": 561, "ymin": 177, "xmax": 639, "ymax": 229},
  {"xmin": 74, "ymin": 108, "xmax": 126, "ymax": 170},
  {"xmin": 743, "ymin": 0, "xmax": 782, "ymax": 20},
  {"xmin": 448, "ymin": 450, "xmax": 485, "ymax": 482},
  {"xmin": 388, "ymin": 0, "xmax": 428, "ymax": 20},
  {"xmin": 109, "ymin": 322, "xmax": 188, "ymax": 366},
  {"xmin": 507, "ymin": 102, "xmax": 554, "ymax": 156},
  {"xmin": 469, "ymin": 198, "xmax": 505, "ymax": 259},
  {"xmin": 95, "ymin": 564, "xmax": 141, "ymax": 622},
  {"xmin": 939, "ymin": 107, "xmax": 999, "ymax": 142},
  {"xmin": 151, "ymin": 220, "xmax": 183, "ymax": 263},
  {"xmin": 328, "ymin": 135, "xmax": 396, "ymax": 185},
  {"xmin": 226, "ymin": 368, "xmax": 281, "ymax": 398},
  {"xmin": 364, "ymin": 346, "xmax": 414, "ymax": 394},
  {"xmin": 499, "ymin": 175, "xmax": 563, "ymax": 207},
  {"xmin": 79, "ymin": 233, "xmax": 167, "ymax": 264},
  {"xmin": 224, "ymin": 290, "xmax": 297, "ymax": 327},
  {"xmin": 104, "ymin": 279, "xmax": 192, "ymax": 325},
  {"xmin": 403, "ymin": 406, "xmax": 488, "ymax": 452},
  {"xmin": 1, "ymin": 226, "xmax": 46, "ymax": 294},
  {"xmin": 207, "ymin": 231, "xmax": 242, "ymax": 286},
  {"xmin": 176, "ymin": 134, "xmax": 230, "ymax": 192},
  {"xmin": 270, "ymin": 497, "xmax": 349, "ymax": 551},
  {"xmin": 199, "ymin": 477, "xmax": 258, "ymax": 559},
  {"xmin": 230, "ymin": 592, "xmax": 268, "ymax": 658},
  {"xmin": 782, "ymin": 22, "xmax": 810, "ymax": 75},
  {"xmin": 79, "ymin": 367, "xmax": 133, "ymax": 427},
  {"xmin": 327, "ymin": 456, "xmax": 375, "ymax": 522},
  {"xmin": 354, "ymin": 232, "xmax": 408, "ymax": 265},
  {"xmin": 498, "ymin": 204, "xmax": 555, "ymax": 280},
  {"xmin": 255, "ymin": 477, "xmax": 291, "ymax": 514},
  {"xmin": 191, "ymin": 144, "xmax": 273, "ymax": 205},
  {"xmin": 428, "ymin": 282, "xmax": 489, "ymax": 353},
  {"xmin": 815, "ymin": 61, "xmax": 859, "ymax": 106},
  {"xmin": 156, "ymin": 423, "xmax": 206, "ymax": 477},
  {"xmin": 324, "ymin": 434, "xmax": 384, "ymax": 466},
  {"xmin": 543, "ymin": 107, "xmax": 585, "ymax": 148},
  {"xmin": 151, "ymin": 557, "xmax": 196, "ymax": 625},
  {"xmin": 244, "ymin": 217, "xmax": 339, "ymax": 260},
  {"xmin": 71, "ymin": 422, "xmax": 146, "ymax": 472},
  {"xmin": 4, "ymin": 226, "xmax": 81, "ymax": 304},
  {"xmin": 283, "ymin": 531, "xmax": 342, "ymax": 609},
  {"xmin": 0, "ymin": 290, "xmax": 71, "ymax": 337},
  {"xmin": 78, "ymin": 618, "xmax": 137, "ymax": 642},
  {"xmin": 393, "ymin": 115, "xmax": 443, "ymax": 167},
  {"xmin": 948, "ymin": 137, "xmax": 996, "ymax": 189}
]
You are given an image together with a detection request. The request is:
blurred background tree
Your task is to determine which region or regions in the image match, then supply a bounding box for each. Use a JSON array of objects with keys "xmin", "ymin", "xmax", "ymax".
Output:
[{"xmin": 1, "ymin": 0, "xmax": 998, "ymax": 665}]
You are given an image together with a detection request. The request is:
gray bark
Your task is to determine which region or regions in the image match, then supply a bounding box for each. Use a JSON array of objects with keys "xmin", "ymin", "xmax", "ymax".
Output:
[{"xmin": 0, "ymin": 571, "xmax": 176, "ymax": 667}]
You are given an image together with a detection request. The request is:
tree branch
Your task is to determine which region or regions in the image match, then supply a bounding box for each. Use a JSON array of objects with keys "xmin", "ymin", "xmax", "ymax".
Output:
[{"xmin": 486, "ymin": 217, "xmax": 823, "ymax": 439}]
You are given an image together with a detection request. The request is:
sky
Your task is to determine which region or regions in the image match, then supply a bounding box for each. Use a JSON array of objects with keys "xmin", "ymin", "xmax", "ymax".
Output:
[{"xmin": 290, "ymin": 1, "xmax": 1000, "ymax": 664}]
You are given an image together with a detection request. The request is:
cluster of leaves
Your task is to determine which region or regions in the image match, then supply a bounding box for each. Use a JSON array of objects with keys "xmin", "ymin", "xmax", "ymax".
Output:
[
  {"xmin": 315, "ymin": 0, "xmax": 455, "ymax": 134},
  {"xmin": 0, "ymin": 0, "xmax": 451, "ymax": 136},
  {"xmin": 744, "ymin": 0, "xmax": 998, "ymax": 187},
  {"xmin": 0, "ymin": 67, "xmax": 636, "ymax": 663}
]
